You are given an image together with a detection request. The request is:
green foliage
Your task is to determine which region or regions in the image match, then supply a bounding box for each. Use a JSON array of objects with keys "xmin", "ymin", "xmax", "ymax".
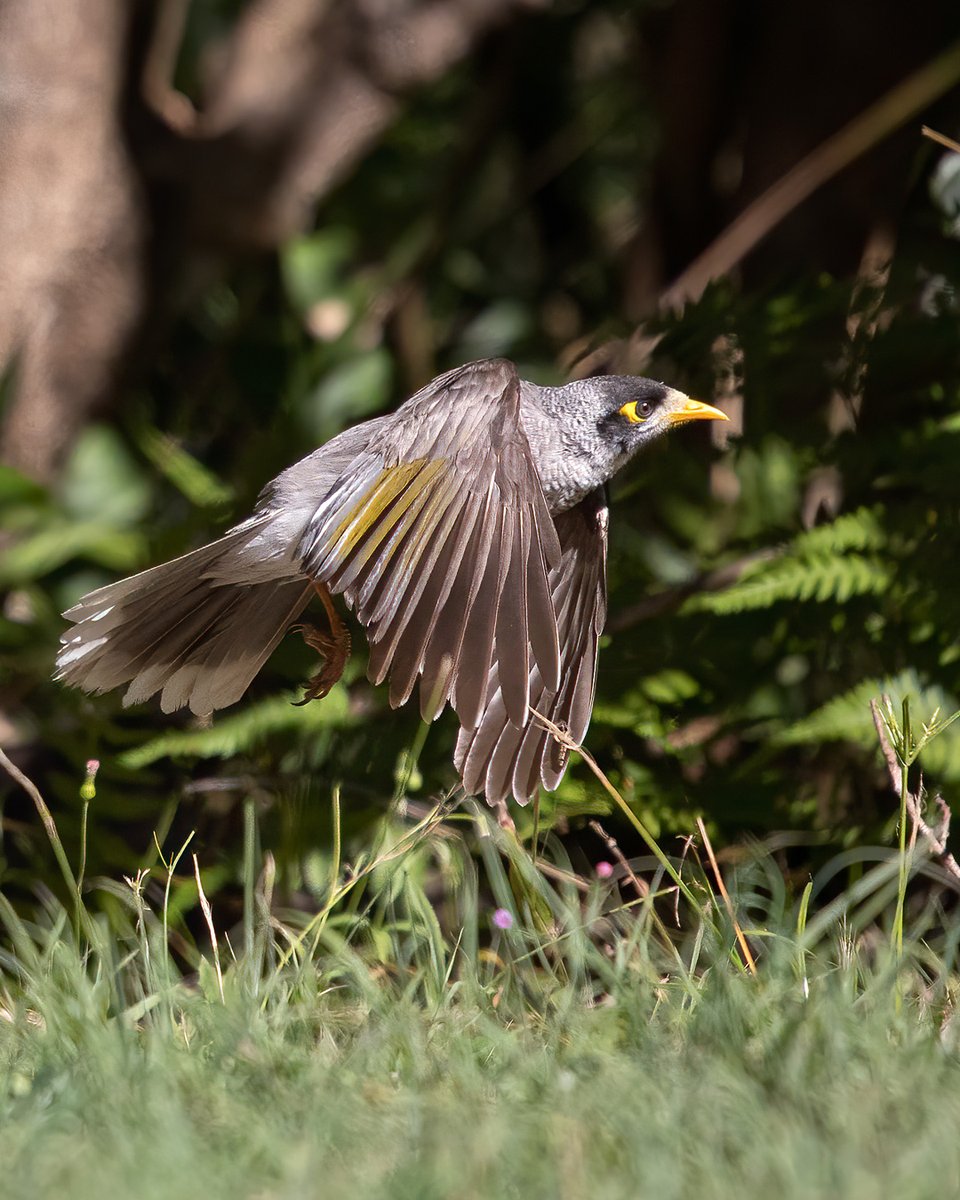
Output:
[
  {"xmin": 585, "ymin": 255, "xmax": 960, "ymax": 836},
  {"xmin": 792, "ymin": 505, "xmax": 887, "ymax": 554},
  {"xmin": 685, "ymin": 507, "xmax": 891, "ymax": 614},
  {"xmin": 118, "ymin": 689, "xmax": 355, "ymax": 769},
  {"xmin": 778, "ymin": 670, "xmax": 960, "ymax": 778},
  {"xmin": 687, "ymin": 551, "xmax": 891, "ymax": 614},
  {"xmin": 0, "ymin": 425, "xmax": 153, "ymax": 587}
]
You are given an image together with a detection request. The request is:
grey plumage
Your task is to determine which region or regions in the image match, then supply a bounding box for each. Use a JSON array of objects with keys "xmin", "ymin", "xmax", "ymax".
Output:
[
  {"xmin": 56, "ymin": 357, "xmax": 727, "ymax": 806},
  {"xmin": 57, "ymin": 525, "xmax": 313, "ymax": 714},
  {"xmin": 454, "ymin": 488, "xmax": 608, "ymax": 804}
]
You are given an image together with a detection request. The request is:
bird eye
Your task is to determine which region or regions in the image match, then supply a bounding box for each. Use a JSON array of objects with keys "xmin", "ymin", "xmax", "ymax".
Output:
[{"xmin": 619, "ymin": 399, "xmax": 654, "ymax": 424}]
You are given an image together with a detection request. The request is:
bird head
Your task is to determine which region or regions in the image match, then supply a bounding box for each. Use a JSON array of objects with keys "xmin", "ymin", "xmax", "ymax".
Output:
[
  {"xmin": 596, "ymin": 375, "xmax": 728, "ymax": 450},
  {"xmin": 524, "ymin": 373, "xmax": 730, "ymax": 507},
  {"xmin": 571, "ymin": 375, "xmax": 728, "ymax": 486}
]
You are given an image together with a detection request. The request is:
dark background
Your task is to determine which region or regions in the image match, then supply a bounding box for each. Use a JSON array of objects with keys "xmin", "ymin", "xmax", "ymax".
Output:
[{"xmin": 3, "ymin": 0, "xmax": 960, "ymax": 906}]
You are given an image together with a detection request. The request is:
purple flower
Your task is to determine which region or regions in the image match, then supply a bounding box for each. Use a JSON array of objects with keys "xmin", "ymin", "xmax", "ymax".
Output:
[
  {"xmin": 492, "ymin": 907, "xmax": 514, "ymax": 930},
  {"xmin": 85, "ymin": 759, "xmax": 100, "ymax": 777},
  {"xmin": 595, "ymin": 860, "xmax": 614, "ymax": 880}
]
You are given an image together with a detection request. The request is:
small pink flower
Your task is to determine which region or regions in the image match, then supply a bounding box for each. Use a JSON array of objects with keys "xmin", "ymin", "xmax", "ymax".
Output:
[
  {"xmin": 85, "ymin": 759, "xmax": 100, "ymax": 777},
  {"xmin": 595, "ymin": 860, "xmax": 614, "ymax": 880},
  {"xmin": 492, "ymin": 907, "xmax": 513, "ymax": 930}
]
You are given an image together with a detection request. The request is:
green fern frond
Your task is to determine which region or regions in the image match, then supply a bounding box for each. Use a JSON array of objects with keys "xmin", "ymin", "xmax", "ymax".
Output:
[
  {"xmin": 119, "ymin": 689, "xmax": 354, "ymax": 769},
  {"xmin": 792, "ymin": 506, "xmax": 885, "ymax": 555},
  {"xmin": 776, "ymin": 669, "xmax": 960, "ymax": 781},
  {"xmin": 685, "ymin": 552, "xmax": 890, "ymax": 615},
  {"xmin": 683, "ymin": 507, "xmax": 890, "ymax": 616}
]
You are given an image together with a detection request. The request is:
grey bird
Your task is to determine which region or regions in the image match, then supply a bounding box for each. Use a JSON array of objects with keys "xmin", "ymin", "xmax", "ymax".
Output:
[{"xmin": 56, "ymin": 358, "xmax": 726, "ymax": 808}]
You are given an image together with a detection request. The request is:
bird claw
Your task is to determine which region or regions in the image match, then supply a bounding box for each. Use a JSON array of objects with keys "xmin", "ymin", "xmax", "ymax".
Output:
[{"xmin": 291, "ymin": 594, "xmax": 352, "ymax": 704}]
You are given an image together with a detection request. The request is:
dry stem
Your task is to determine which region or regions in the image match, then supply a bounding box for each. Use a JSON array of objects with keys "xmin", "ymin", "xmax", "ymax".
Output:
[
  {"xmin": 869, "ymin": 699, "xmax": 960, "ymax": 883},
  {"xmin": 696, "ymin": 817, "xmax": 757, "ymax": 975}
]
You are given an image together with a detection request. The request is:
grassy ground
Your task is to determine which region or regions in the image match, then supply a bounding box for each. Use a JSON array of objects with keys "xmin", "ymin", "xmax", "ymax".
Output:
[{"xmin": 2, "ymin": 779, "xmax": 960, "ymax": 1200}]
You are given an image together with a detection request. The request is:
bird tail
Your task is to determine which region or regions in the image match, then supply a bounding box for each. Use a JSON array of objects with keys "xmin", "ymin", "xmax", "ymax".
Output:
[{"xmin": 56, "ymin": 530, "xmax": 313, "ymax": 715}]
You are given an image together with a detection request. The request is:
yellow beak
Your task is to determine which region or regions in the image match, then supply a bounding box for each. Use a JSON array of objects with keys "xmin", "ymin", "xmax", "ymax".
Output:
[{"xmin": 667, "ymin": 397, "xmax": 729, "ymax": 426}]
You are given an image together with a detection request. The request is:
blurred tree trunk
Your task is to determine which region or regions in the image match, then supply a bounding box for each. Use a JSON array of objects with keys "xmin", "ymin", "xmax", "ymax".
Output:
[
  {"xmin": 0, "ymin": 0, "xmax": 536, "ymax": 482},
  {"xmin": 0, "ymin": 0, "xmax": 146, "ymax": 482}
]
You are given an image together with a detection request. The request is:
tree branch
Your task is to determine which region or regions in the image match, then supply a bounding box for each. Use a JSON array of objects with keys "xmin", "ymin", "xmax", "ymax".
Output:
[{"xmin": 655, "ymin": 38, "xmax": 960, "ymax": 315}]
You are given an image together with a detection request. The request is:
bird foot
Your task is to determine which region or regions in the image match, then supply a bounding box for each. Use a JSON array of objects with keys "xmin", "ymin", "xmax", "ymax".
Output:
[
  {"xmin": 292, "ymin": 621, "xmax": 352, "ymax": 703},
  {"xmin": 292, "ymin": 581, "xmax": 352, "ymax": 704}
]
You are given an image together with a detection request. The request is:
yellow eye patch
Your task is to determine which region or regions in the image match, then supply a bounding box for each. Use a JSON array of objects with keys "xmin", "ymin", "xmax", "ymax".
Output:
[{"xmin": 618, "ymin": 400, "xmax": 651, "ymax": 424}]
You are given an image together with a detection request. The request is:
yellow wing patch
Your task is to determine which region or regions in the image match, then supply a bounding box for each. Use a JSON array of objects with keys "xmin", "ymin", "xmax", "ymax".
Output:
[{"xmin": 323, "ymin": 458, "xmax": 446, "ymax": 560}]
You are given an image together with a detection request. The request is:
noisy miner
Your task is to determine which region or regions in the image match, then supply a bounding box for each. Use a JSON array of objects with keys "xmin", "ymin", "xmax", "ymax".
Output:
[{"xmin": 57, "ymin": 357, "xmax": 727, "ymax": 809}]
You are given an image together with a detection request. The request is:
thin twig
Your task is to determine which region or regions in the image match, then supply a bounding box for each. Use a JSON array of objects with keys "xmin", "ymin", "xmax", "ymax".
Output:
[
  {"xmin": 675, "ymin": 834, "xmax": 696, "ymax": 929},
  {"xmin": 588, "ymin": 820, "xmax": 650, "ymax": 901},
  {"xmin": 696, "ymin": 817, "xmax": 757, "ymax": 976},
  {"xmin": 535, "ymin": 859, "xmax": 590, "ymax": 894},
  {"xmin": 935, "ymin": 794, "xmax": 952, "ymax": 846},
  {"xmin": 0, "ymin": 746, "xmax": 84, "ymax": 912},
  {"xmin": 587, "ymin": 820, "xmax": 688, "ymax": 962},
  {"xmin": 529, "ymin": 708, "xmax": 701, "ymax": 913},
  {"xmin": 922, "ymin": 125, "xmax": 960, "ymax": 154},
  {"xmin": 870, "ymin": 699, "xmax": 904, "ymax": 793},
  {"xmin": 869, "ymin": 699, "xmax": 960, "ymax": 882},
  {"xmin": 141, "ymin": 0, "xmax": 195, "ymax": 129},
  {"xmin": 0, "ymin": 748, "xmax": 72, "ymax": 880}
]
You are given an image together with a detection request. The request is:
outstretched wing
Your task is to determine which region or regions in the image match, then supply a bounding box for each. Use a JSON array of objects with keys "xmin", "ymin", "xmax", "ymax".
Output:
[
  {"xmin": 297, "ymin": 359, "xmax": 561, "ymax": 728},
  {"xmin": 454, "ymin": 488, "xmax": 608, "ymax": 805}
]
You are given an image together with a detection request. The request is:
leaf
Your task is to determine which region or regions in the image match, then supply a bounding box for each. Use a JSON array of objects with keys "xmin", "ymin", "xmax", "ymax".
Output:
[
  {"xmin": 641, "ymin": 669, "xmax": 700, "ymax": 705},
  {"xmin": 119, "ymin": 690, "xmax": 355, "ymax": 769},
  {"xmin": 61, "ymin": 425, "xmax": 152, "ymax": 526},
  {"xmin": 0, "ymin": 465, "xmax": 47, "ymax": 507},
  {"xmin": 792, "ymin": 506, "xmax": 886, "ymax": 555},
  {"xmin": 684, "ymin": 552, "xmax": 891, "ymax": 615},
  {"xmin": 0, "ymin": 522, "xmax": 146, "ymax": 584},
  {"xmin": 680, "ymin": 506, "xmax": 891, "ymax": 617},
  {"xmin": 457, "ymin": 300, "xmax": 532, "ymax": 360},
  {"xmin": 132, "ymin": 423, "xmax": 234, "ymax": 509},
  {"xmin": 777, "ymin": 669, "xmax": 960, "ymax": 781},
  {"xmin": 281, "ymin": 227, "xmax": 358, "ymax": 313},
  {"xmin": 299, "ymin": 350, "xmax": 392, "ymax": 443}
]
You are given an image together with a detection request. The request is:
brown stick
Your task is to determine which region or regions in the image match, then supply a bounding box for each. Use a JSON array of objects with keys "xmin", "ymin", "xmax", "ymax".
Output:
[
  {"xmin": 535, "ymin": 860, "xmax": 590, "ymax": 894},
  {"xmin": 656, "ymin": 40, "xmax": 960, "ymax": 314},
  {"xmin": 922, "ymin": 126, "xmax": 960, "ymax": 155},
  {"xmin": 193, "ymin": 853, "xmax": 225, "ymax": 1002},
  {"xmin": 0, "ymin": 746, "xmax": 79, "ymax": 895},
  {"xmin": 869, "ymin": 699, "xmax": 960, "ymax": 883}
]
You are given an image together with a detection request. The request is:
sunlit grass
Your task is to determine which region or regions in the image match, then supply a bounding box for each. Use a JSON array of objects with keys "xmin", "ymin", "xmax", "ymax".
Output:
[{"xmin": 1, "ymin": 770, "xmax": 960, "ymax": 1199}]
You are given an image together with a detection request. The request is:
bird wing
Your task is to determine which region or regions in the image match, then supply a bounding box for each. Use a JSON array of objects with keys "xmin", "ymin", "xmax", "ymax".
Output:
[
  {"xmin": 297, "ymin": 358, "xmax": 562, "ymax": 728},
  {"xmin": 454, "ymin": 487, "xmax": 608, "ymax": 805}
]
